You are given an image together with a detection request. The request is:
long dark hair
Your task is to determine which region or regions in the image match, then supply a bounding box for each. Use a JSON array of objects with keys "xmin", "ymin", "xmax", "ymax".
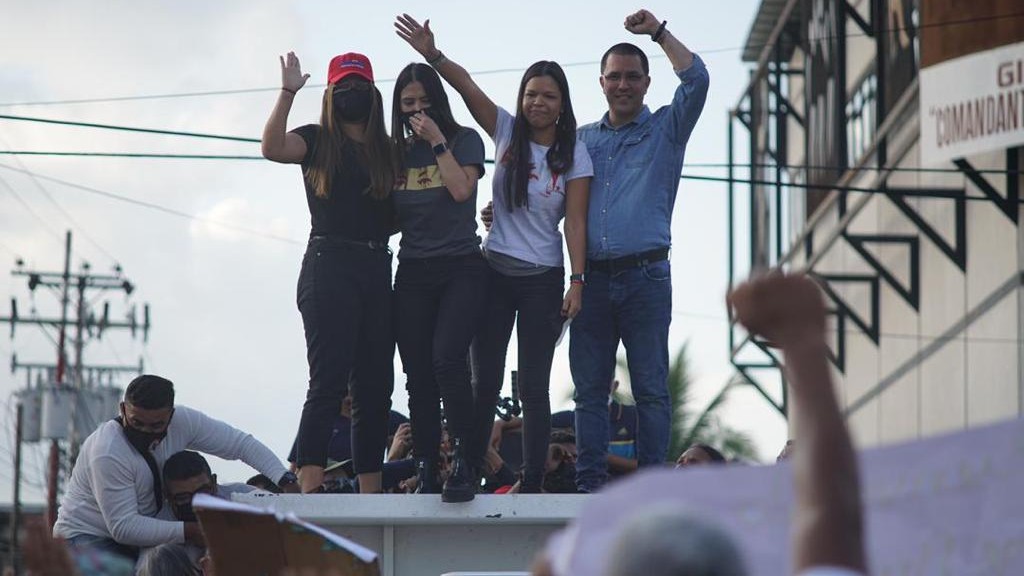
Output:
[
  {"xmin": 391, "ymin": 63, "xmax": 462, "ymax": 169},
  {"xmin": 503, "ymin": 60, "xmax": 577, "ymax": 211},
  {"xmin": 307, "ymin": 82, "xmax": 395, "ymax": 200}
]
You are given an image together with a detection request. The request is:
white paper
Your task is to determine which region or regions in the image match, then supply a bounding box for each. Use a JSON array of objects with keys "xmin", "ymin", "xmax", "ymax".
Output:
[
  {"xmin": 547, "ymin": 417, "xmax": 1024, "ymax": 575},
  {"xmin": 193, "ymin": 492, "xmax": 378, "ymax": 564},
  {"xmin": 554, "ymin": 318, "xmax": 571, "ymax": 347}
]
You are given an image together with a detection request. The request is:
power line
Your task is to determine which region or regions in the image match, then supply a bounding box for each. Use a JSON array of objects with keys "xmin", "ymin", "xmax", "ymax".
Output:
[
  {"xmin": 0, "ymin": 151, "xmax": 262, "ymax": 160},
  {"xmin": 3, "ymin": 152, "xmax": 1020, "ymax": 179},
  {"xmin": 0, "ymin": 163, "xmax": 303, "ymax": 246},
  {"xmin": 0, "ymin": 132, "xmax": 121, "ymax": 265},
  {"xmin": 680, "ymin": 173, "xmax": 1024, "ymax": 204},
  {"xmin": 686, "ymin": 162, "xmax": 1021, "ymax": 176},
  {"xmin": 0, "ymin": 114, "xmax": 260, "ymax": 143},
  {"xmin": 0, "ymin": 56, "xmax": 630, "ymax": 108},
  {"xmin": 0, "ymin": 171, "xmax": 65, "ymax": 245},
  {"xmin": 3, "ymin": 10, "xmax": 1020, "ymax": 108},
  {"xmin": 678, "ymin": 310, "xmax": 1024, "ymax": 345}
]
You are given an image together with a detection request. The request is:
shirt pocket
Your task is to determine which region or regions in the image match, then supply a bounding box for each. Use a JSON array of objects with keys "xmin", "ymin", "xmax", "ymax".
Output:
[{"xmin": 623, "ymin": 130, "xmax": 653, "ymax": 169}]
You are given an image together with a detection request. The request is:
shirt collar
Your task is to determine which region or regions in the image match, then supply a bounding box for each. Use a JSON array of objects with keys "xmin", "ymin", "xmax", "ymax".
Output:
[{"xmin": 599, "ymin": 105, "xmax": 652, "ymax": 130}]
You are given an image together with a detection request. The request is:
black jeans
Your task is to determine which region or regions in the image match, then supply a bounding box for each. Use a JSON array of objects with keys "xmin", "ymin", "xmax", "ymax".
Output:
[
  {"xmin": 395, "ymin": 251, "xmax": 488, "ymax": 461},
  {"xmin": 295, "ymin": 237, "xmax": 394, "ymax": 475},
  {"xmin": 470, "ymin": 266, "xmax": 564, "ymax": 488}
]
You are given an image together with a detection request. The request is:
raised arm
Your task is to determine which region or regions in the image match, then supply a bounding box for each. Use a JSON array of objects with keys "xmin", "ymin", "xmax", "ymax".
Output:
[
  {"xmin": 626, "ymin": 10, "xmax": 708, "ymax": 145},
  {"xmin": 624, "ymin": 9, "xmax": 693, "ymax": 72},
  {"xmin": 728, "ymin": 274, "xmax": 866, "ymax": 574},
  {"xmin": 395, "ymin": 14, "xmax": 499, "ymax": 138},
  {"xmin": 261, "ymin": 51, "xmax": 310, "ymax": 164}
]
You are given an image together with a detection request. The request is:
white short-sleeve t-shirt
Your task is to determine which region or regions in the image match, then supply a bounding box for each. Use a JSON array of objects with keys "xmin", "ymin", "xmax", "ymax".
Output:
[{"xmin": 484, "ymin": 107, "xmax": 593, "ymax": 268}]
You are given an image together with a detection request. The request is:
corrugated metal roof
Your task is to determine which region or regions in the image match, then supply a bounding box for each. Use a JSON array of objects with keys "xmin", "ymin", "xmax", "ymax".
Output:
[{"xmin": 742, "ymin": 0, "xmax": 800, "ymax": 62}]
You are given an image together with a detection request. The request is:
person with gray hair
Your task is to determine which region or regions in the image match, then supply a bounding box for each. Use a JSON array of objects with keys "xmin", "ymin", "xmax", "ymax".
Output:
[
  {"xmin": 136, "ymin": 544, "xmax": 201, "ymax": 576},
  {"xmin": 606, "ymin": 507, "xmax": 747, "ymax": 576}
]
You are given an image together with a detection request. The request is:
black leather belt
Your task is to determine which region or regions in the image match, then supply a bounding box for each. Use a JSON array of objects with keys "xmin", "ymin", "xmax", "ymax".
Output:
[
  {"xmin": 587, "ymin": 247, "xmax": 669, "ymax": 274},
  {"xmin": 309, "ymin": 235, "xmax": 390, "ymax": 252}
]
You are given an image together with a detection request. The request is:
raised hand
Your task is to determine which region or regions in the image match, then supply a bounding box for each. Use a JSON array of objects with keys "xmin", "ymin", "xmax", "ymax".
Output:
[
  {"xmin": 727, "ymin": 272, "xmax": 826, "ymax": 352},
  {"xmin": 394, "ymin": 14, "xmax": 440, "ymax": 60},
  {"xmin": 624, "ymin": 9, "xmax": 661, "ymax": 37},
  {"xmin": 279, "ymin": 51, "xmax": 310, "ymax": 93},
  {"xmin": 388, "ymin": 422, "xmax": 413, "ymax": 461},
  {"xmin": 409, "ymin": 111, "xmax": 444, "ymax": 146}
]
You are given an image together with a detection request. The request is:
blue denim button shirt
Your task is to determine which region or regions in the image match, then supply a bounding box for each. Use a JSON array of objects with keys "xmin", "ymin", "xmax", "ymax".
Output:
[{"xmin": 578, "ymin": 53, "xmax": 709, "ymax": 260}]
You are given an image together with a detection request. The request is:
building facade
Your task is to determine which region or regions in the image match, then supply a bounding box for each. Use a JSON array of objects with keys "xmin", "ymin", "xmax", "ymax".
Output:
[{"xmin": 729, "ymin": 0, "xmax": 1024, "ymax": 447}]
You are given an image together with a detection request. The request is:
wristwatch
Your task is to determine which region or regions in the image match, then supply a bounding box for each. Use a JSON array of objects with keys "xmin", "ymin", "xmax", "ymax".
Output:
[
  {"xmin": 278, "ymin": 471, "xmax": 298, "ymax": 488},
  {"xmin": 570, "ymin": 273, "xmax": 586, "ymax": 285},
  {"xmin": 432, "ymin": 141, "xmax": 449, "ymax": 156}
]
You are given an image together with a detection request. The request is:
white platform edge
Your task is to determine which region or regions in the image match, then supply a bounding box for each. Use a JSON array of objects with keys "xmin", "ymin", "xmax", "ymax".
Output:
[{"xmin": 233, "ymin": 493, "xmax": 588, "ymax": 526}]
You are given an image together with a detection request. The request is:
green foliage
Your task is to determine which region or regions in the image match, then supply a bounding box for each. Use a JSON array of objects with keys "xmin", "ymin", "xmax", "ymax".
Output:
[{"xmin": 563, "ymin": 342, "xmax": 760, "ymax": 463}]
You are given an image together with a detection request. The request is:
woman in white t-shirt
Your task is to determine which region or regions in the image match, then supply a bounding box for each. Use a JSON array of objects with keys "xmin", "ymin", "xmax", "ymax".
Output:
[{"xmin": 397, "ymin": 14, "xmax": 592, "ymax": 492}]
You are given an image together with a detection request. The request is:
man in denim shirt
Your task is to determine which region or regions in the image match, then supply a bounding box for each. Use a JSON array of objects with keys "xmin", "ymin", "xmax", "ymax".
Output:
[{"xmin": 570, "ymin": 8, "xmax": 709, "ymax": 492}]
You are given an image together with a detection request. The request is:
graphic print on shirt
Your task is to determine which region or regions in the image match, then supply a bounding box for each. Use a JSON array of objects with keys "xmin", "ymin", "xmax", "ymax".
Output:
[
  {"xmin": 545, "ymin": 173, "xmax": 563, "ymax": 197},
  {"xmin": 396, "ymin": 164, "xmax": 443, "ymax": 191}
]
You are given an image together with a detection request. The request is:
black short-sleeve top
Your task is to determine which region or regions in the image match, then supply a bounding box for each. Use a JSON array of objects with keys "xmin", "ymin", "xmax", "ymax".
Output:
[
  {"xmin": 392, "ymin": 127, "xmax": 486, "ymax": 259},
  {"xmin": 291, "ymin": 124, "xmax": 394, "ymax": 241}
]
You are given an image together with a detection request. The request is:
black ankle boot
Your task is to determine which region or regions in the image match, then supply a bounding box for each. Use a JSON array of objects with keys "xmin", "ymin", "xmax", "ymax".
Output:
[
  {"xmin": 442, "ymin": 438, "xmax": 476, "ymax": 503},
  {"xmin": 414, "ymin": 458, "xmax": 441, "ymax": 494}
]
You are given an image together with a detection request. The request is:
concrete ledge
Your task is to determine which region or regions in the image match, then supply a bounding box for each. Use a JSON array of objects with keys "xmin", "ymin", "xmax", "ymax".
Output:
[{"xmin": 231, "ymin": 493, "xmax": 586, "ymax": 576}]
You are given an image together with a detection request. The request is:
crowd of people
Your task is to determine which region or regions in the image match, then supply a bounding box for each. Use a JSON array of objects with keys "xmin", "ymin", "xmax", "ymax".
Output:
[{"xmin": 20, "ymin": 7, "xmax": 869, "ymax": 576}]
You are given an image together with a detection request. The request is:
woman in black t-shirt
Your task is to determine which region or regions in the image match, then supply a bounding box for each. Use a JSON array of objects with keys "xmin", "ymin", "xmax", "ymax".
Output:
[
  {"xmin": 389, "ymin": 63, "xmax": 488, "ymax": 503},
  {"xmin": 262, "ymin": 51, "xmax": 396, "ymax": 494}
]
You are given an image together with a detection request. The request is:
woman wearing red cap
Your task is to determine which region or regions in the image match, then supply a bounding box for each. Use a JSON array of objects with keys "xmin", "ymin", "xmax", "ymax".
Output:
[
  {"xmin": 387, "ymin": 59, "xmax": 489, "ymax": 503},
  {"xmin": 396, "ymin": 15, "xmax": 592, "ymax": 494},
  {"xmin": 262, "ymin": 51, "xmax": 396, "ymax": 494}
]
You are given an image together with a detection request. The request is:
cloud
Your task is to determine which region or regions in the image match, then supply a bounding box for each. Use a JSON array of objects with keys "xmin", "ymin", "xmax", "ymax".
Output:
[{"xmin": 189, "ymin": 196, "xmax": 295, "ymax": 244}]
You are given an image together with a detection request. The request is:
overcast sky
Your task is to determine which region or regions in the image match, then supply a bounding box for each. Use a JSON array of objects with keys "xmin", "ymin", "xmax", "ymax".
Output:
[{"xmin": 0, "ymin": 0, "xmax": 786, "ymax": 504}]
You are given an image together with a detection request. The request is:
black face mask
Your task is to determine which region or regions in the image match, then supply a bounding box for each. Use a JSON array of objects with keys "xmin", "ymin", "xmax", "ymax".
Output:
[
  {"xmin": 400, "ymin": 108, "xmax": 440, "ymax": 136},
  {"xmin": 172, "ymin": 501, "xmax": 198, "ymax": 522},
  {"xmin": 333, "ymin": 89, "xmax": 373, "ymax": 123},
  {"xmin": 122, "ymin": 423, "xmax": 167, "ymax": 452},
  {"xmin": 119, "ymin": 409, "xmax": 171, "ymax": 452},
  {"xmin": 542, "ymin": 460, "xmax": 577, "ymax": 494}
]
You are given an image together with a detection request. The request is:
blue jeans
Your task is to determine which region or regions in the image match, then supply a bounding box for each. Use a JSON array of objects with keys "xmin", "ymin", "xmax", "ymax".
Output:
[
  {"xmin": 65, "ymin": 533, "xmax": 139, "ymax": 561},
  {"xmin": 569, "ymin": 260, "xmax": 672, "ymax": 491}
]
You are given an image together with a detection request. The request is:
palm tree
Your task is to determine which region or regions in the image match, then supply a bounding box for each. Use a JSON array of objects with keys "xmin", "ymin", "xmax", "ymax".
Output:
[{"xmin": 617, "ymin": 342, "xmax": 759, "ymax": 463}]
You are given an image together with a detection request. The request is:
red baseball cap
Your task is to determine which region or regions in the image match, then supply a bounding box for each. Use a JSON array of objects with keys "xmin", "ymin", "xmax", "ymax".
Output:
[{"xmin": 327, "ymin": 53, "xmax": 374, "ymax": 84}]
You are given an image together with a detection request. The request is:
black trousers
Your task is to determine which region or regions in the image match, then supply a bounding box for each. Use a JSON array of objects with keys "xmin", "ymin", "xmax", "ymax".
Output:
[
  {"xmin": 470, "ymin": 266, "xmax": 564, "ymax": 487},
  {"xmin": 395, "ymin": 252, "xmax": 488, "ymax": 461},
  {"xmin": 295, "ymin": 237, "xmax": 394, "ymax": 475}
]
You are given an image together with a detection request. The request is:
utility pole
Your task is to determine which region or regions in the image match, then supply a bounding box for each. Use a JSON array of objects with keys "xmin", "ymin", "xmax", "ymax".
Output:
[
  {"xmin": 1, "ymin": 230, "xmax": 149, "ymax": 532},
  {"xmin": 10, "ymin": 403, "xmax": 23, "ymax": 574}
]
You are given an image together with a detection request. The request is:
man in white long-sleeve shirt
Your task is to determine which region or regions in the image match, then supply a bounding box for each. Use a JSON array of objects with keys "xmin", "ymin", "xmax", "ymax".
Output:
[{"xmin": 53, "ymin": 374, "xmax": 298, "ymax": 560}]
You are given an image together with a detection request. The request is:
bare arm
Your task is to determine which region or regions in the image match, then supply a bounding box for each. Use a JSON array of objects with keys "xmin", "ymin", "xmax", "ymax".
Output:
[
  {"xmin": 729, "ymin": 274, "xmax": 865, "ymax": 574},
  {"xmin": 408, "ymin": 112, "xmax": 480, "ymax": 202},
  {"xmin": 562, "ymin": 176, "xmax": 589, "ymax": 318},
  {"xmin": 395, "ymin": 14, "xmax": 499, "ymax": 137},
  {"xmin": 606, "ymin": 454, "xmax": 638, "ymax": 474},
  {"xmin": 624, "ymin": 9, "xmax": 694, "ymax": 72},
  {"xmin": 261, "ymin": 52, "xmax": 309, "ymax": 164}
]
